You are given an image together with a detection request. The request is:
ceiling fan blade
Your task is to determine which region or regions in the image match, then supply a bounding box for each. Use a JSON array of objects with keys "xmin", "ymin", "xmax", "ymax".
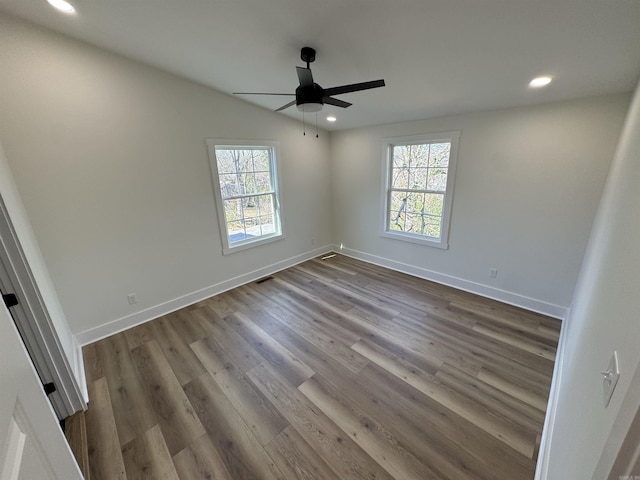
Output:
[
  {"xmin": 296, "ymin": 66, "xmax": 314, "ymax": 87},
  {"xmin": 233, "ymin": 92, "xmax": 295, "ymax": 96},
  {"xmin": 275, "ymin": 100, "xmax": 297, "ymax": 112},
  {"xmin": 323, "ymin": 79, "xmax": 385, "ymax": 97},
  {"xmin": 323, "ymin": 97, "xmax": 352, "ymax": 108}
]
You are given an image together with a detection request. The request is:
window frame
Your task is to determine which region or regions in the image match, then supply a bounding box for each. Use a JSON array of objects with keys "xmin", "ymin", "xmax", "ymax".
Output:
[
  {"xmin": 206, "ymin": 139, "xmax": 284, "ymax": 255},
  {"xmin": 380, "ymin": 131, "xmax": 460, "ymax": 249}
]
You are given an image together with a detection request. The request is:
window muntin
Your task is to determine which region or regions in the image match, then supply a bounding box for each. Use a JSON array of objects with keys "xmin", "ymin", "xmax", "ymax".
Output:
[
  {"xmin": 207, "ymin": 141, "xmax": 282, "ymax": 253},
  {"xmin": 383, "ymin": 132, "xmax": 459, "ymax": 248}
]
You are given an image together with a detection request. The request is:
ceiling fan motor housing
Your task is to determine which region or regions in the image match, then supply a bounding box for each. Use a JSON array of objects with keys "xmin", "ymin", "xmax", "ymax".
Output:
[{"xmin": 296, "ymin": 83, "xmax": 324, "ymax": 111}]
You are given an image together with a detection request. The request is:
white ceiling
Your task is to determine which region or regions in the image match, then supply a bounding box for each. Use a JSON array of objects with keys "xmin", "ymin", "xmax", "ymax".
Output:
[{"xmin": 1, "ymin": 0, "xmax": 639, "ymax": 130}]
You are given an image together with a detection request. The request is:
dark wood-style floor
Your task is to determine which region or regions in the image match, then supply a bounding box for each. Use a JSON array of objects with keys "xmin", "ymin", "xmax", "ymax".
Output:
[{"xmin": 81, "ymin": 254, "xmax": 560, "ymax": 480}]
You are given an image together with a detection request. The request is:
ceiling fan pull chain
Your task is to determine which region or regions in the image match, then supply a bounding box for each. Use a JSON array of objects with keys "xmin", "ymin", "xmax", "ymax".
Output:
[
  {"xmin": 303, "ymin": 110, "xmax": 306, "ymax": 135},
  {"xmin": 316, "ymin": 112, "xmax": 319, "ymax": 138}
]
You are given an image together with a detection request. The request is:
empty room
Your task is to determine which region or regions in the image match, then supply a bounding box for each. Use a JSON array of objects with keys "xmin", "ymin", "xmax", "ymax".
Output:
[{"xmin": 1, "ymin": 1, "xmax": 640, "ymax": 479}]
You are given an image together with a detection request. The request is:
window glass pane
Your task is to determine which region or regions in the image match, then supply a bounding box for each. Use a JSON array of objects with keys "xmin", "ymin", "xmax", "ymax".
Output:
[
  {"xmin": 408, "ymin": 144, "xmax": 430, "ymax": 168},
  {"xmin": 218, "ymin": 173, "xmax": 239, "ymax": 198},
  {"xmin": 259, "ymin": 215, "xmax": 276, "ymax": 235},
  {"xmin": 227, "ymin": 220, "xmax": 246, "ymax": 243},
  {"xmin": 252, "ymin": 150, "xmax": 270, "ymax": 172},
  {"xmin": 429, "ymin": 143, "xmax": 451, "ymax": 167},
  {"xmin": 423, "ymin": 215, "xmax": 442, "ymax": 238},
  {"xmin": 389, "ymin": 210, "xmax": 405, "ymax": 231},
  {"xmin": 388, "ymin": 191, "xmax": 444, "ymax": 238},
  {"xmin": 427, "ymin": 167, "xmax": 448, "ymax": 191},
  {"xmin": 409, "ymin": 168, "xmax": 428, "ymax": 190},
  {"xmin": 390, "ymin": 192, "xmax": 408, "ymax": 213},
  {"xmin": 215, "ymin": 149, "xmax": 236, "ymax": 174},
  {"xmin": 393, "ymin": 146, "xmax": 409, "ymax": 169},
  {"xmin": 224, "ymin": 198, "xmax": 242, "ymax": 223},
  {"xmin": 391, "ymin": 167, "xmax": 408, "ymax": 189},
  {"xmin": 242, "ymin": 172, "xmax": 257, "ymax": 195},
  {"xmin": 424, "ymin": 193, "xmax": 444, "ymax": 216},
  {"xmin": 255, "ymin": 171, "xmax": 272, "ymax": 193}
]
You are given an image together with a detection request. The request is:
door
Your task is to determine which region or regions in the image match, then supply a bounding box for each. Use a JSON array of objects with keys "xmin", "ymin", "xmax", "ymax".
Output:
[
  {"xmin": 0, "ymin": 195, "xmax": 85, "ymax": 419},
  {"xmin": 0, "ymin": 301, "xmax": 83, "ymax": 479}
]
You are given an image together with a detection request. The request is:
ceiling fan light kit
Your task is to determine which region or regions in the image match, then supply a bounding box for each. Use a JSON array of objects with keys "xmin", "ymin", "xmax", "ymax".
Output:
[{"xmin": 234, "ymin": 47, "xmax": 385, "ymax": 130}]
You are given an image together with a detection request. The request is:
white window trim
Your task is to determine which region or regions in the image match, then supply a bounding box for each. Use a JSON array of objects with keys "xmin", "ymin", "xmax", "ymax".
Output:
[
  {"xmin": 380, "ymin": 131, "xmax": 460, "ymax": 249},
  {"xmin": 206, "ymin": 139, "xmax": 284, "ymax": 255}
]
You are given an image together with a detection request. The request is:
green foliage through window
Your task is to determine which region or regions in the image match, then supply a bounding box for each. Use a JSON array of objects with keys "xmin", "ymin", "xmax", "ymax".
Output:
[
  {"xmin": 387, "ymin": 142, "xmax": 451, "ymax": 239},
  {"xmin": 214, "ymin": 147, "xmax": 280, "ymax": 245}
]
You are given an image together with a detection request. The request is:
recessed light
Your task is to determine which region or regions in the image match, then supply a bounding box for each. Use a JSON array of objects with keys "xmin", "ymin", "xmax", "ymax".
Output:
[
  {"xmin": 529, "ymin": 76, "xmax": 552, "ymax": 88},
  {"xmin": 326, "ymin": 115, "xmax": 337, "ymax": 122},
  {"xmin": 47, "ymin": 0, "xmax": 75, "ymax": 14}
]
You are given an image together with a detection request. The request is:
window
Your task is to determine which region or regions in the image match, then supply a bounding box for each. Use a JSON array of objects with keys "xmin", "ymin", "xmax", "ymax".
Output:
[
  {"xmin": 382, "ymin": 132, "xmax": 459, "ymax": 249},
  {"xmin": 207, "ymin": 140, "xmax": 283, "ymax": 254}
]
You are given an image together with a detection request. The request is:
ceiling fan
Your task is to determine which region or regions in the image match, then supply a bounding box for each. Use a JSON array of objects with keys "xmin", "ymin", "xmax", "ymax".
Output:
[{"xmin": 234, "ymin": 47, "xmax": 385, "ymax": 113}]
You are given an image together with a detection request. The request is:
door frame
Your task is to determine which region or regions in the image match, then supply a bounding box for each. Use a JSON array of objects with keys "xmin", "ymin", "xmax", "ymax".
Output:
[{"xmin": 0, "ymin": 195, "xmax": 85, "ymax": 419}]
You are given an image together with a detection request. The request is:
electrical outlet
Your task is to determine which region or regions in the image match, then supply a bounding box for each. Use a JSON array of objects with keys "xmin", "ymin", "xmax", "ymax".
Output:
[
  {"xmin": 127, "ymin": 293, "xmax": 137, "ymax": 305},
  {"xmin": 489, "ymin": 268, "xmax": 498, "ymax": 278},
  {"xmin": 311, "ymin": 237, "xmax": 316, "ymax": 246}
]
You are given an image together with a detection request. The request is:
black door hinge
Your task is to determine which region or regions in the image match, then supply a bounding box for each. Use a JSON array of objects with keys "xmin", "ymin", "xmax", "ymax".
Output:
[
  {"xmin": 2, "ymin": 293, "xmax": 18, "ymax": 308},
  {"xmin": 43, "ymin": 382, "xmax": 56, "ymax": 396}
]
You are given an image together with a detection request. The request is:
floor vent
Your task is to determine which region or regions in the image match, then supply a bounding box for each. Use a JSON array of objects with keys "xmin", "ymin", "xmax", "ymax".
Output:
[{"xmin": 255, "ymin": 276, "xmax": 274, "ymax": 284}]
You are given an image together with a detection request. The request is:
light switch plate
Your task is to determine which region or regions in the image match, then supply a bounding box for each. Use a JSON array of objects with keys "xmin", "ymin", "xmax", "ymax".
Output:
[{"xmin": 603, "ymin": 351, "xmax": 620, "ymax": 408}]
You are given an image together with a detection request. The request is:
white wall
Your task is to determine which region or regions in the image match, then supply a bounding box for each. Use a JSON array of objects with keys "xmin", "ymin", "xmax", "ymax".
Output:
[
  {"xmin": 330, "ymin": 95, "xmax": 629, "ymax": 316},
  {"xmin": 543, "ymin": 81, "xmax": 640, "ymax": 478},
  {"xmin": 0, "ymin": 142, "xmax": 78, "ymax": 377},
  {"xmin": 0, "ymin": 14, "xmax": 332, "ymax": 341}
]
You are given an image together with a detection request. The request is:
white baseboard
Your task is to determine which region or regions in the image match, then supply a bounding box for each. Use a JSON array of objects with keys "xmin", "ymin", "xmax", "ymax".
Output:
[
  {"xmin": 535, "ymin": 308, "xmax": 571, "ymax": 479},
  {"xmin": 74, "ymin": 245, "xmax": 333, "ymax": 346},
  {"xmin": 334, "ymin": 245, "xmax": 568, "ymax": 320}
]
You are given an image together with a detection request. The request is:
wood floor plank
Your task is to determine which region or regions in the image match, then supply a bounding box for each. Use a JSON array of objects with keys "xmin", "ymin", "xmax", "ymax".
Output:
[
  {"xmin": 123, "ymin": 322, "xmax": 155, "ymax": 350},
  {"xmin": 247, "ymin": 361, "xmax": 395, "ymax": 480},
  {"xmin": 190, "ymin": 334, "xmax": 289, "ymax": 446},
  {"xmin": 435, "ymin": 363, "xmax": 546, "ymax": 433},
  {"xmin": 271, "ymin": 279, "xmax": 363, "ymax": 345},
  {"xmin": 82, "ymin": 343, "xmax": 104, "ymax": 384},
  {"xmin": 357, "ymin": 363, "xmax": 536, "ymax": 479},
  {"xmin": 265, "ymin": 294, "xmax": 370, "ymax": 374},
  {"xmin": 477, "ymin": 367, "xmax": 549, "ymax": 412},
  {"xmin": 183, "ymin": 373, "xmax": 287, "ymax": 480},
  {"xmin": 64, "ymin": 410, "xmax": 90, "ymax": 479},
  {"xmin": 130, "ymin": 340, "xmax": 206, "ymax": 456},
  {"xmin": 227, "ymin": 285, "xmax": 286, "ymax": 334},
  {"xmin": 121, "ymin": 424, "xmax": 180, "ymax": 480},
  {"xmin": 85, "ymin": 377, "xmax": 127, "ymax": 480},
  {"xmin": 472, "ymin": 321, "xmax": 557, "ymax": 360},
  {"xmin": 94, "ymin": 333, "xmax": 157, "ymax": 446},
  {"xmin": 148, "ymin": 315, "xmax": 207, "ymax": 385},
  {"xmin": 223, "ymin": 311, "xmax": 315, "ymax": 387},
  {"xmin": 190, "ymin": 306, "xmax": 266, "ymax": 372},
  {"xmin": 299, "ymin": 375, "xmax": 442, "ymax": 480},
  {"xmin": 352, "ymin": 338, "xmax": 537, "ymax": 458},
  {"xmin": 172, "ymin": 434, "xmax": 234, "ymax": 480},
  {"xmin": 265, "ymin": 426, "xmax": 341, "ymax": 480},
  {"xmin": 168, "ymin": 309, "xmax": 210, "ymax": 344}
]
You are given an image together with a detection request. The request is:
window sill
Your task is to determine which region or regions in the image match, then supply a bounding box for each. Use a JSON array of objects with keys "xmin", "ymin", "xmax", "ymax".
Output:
[
  {"xmin": 380, "ymin": 230, "xmax": 449, "ymax": 250},
  {"xmin": 222, "ymin": 232, "xmax": 284, "ymax": 255}
]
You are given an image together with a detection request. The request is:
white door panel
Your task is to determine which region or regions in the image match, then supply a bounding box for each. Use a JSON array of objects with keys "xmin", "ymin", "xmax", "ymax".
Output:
[{"xmin": 0, "ymin": 304, "xmax": 82, "ymax": 480}]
